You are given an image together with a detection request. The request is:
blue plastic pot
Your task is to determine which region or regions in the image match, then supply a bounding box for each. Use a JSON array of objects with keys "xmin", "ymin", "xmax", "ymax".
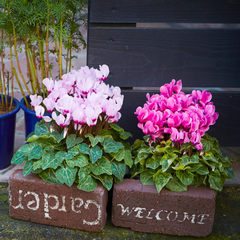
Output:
[
  {"xmin": 20, "ymin": 95, "xmax": 51, "ymax": 139},
  {"xmin": 0, "ymin": 95, "xmax": 20, "ymax": 170}
]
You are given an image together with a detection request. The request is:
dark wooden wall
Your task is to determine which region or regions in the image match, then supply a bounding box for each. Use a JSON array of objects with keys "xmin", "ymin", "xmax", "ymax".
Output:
[{"xmin": 87, "ymin": 0, "xmax": 240, "ymax": 146}]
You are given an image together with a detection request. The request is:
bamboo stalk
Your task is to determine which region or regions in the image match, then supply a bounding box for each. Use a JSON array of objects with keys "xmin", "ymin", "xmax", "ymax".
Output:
[
  {"xmin": 27, "ymin": 48, "xmax": 37, "ymax": 94},
  {"xmin": 52, "ymin": 17, "xmax": 60, "ymax": 65},
  {"xmin": 0, "ymin": 30, "xmax": 4, "ymax": 106},
  {"xmin": 7, "ymin": 5, "xmax": 31, "ymax": 96},
  {"xmin": 37, "ymin": 23, "xmax": 46, "ymax": 98},
  {"xmin": 1, "ymin": 33, "xmax": 8, "ymax": 109},
  {"xmin": 0, "ymin": 69, "xmax": 4, "ymax": 106},
  {"xmin": 59, "ymin": 17, "xmax": 63, "ymax": 78},
  {"xmin": 69, "ymin": 41, "xmax": 72, "ymax": 73},
  {"xmin": 24, "ymin": 40, "xmax": 34, "ymax": 93},
  {"xmin": 32, "ymin": 46, "xmax": 40, "ymax": 94},
  {"xmin": 65, "ymin": 48, "xmax": 69, "ymax": 73},
  {"xmin": 9, "ymin": 37, "xmax": 14, "ymax": 109},
  {"xmin": 12, "ymin": 67, "xmax": 30, "ymax": 108},
  {"xmin": 45, "ymin": 0, "xmax": 50, "ymax": 78}
]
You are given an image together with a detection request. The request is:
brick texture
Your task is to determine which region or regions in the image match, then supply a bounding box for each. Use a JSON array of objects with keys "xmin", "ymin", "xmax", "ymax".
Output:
[
  {"xmin": 9, "ymin": 169, "xmax": 108, "ymax": 232},
  {"xmin": 112, "ymin": 179, "xmax": 216, "ymax": 237}
]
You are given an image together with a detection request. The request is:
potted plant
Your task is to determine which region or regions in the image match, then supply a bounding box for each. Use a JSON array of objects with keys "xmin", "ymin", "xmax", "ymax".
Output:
[
  {"xmin": 9, "ymin": 64, "xmax": 133, "ymax": 232},
  {"xmin": 0, "ymin": 92, "xmax": 20, "ymax": 170},
  {"xmin": 0, "ymin": 26, "xmax": 20, "ymax": 169},
  {"xmin": 0, "ymin": 0, "xmax": 87, "ymax": 138},
  {"xmin": 111, "ymin": 79, "xmax": 235, "ymax": 237}
]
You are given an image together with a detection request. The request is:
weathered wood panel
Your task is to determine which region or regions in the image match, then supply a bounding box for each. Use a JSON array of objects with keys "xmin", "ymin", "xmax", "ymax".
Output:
[
  {"xmin": 89, "ymin": 0, "xmax": 240, "ymax": 23},
  {"xmin": 118, "ymin": 91, "xmax": 240, "ymax": 146},
  {"xmin": 88, "ymin": 28, "xmax": 240, "ymax": 88}
]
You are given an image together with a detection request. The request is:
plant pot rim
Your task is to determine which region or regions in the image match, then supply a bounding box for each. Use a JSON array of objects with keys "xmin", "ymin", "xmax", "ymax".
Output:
[
  {"xmin": 0, "ymin": 95, "xmax": 20, "ymax": 119},
  {"xmin": 20, "ymin": 95, "xmax": 51, "ymax": 116}
]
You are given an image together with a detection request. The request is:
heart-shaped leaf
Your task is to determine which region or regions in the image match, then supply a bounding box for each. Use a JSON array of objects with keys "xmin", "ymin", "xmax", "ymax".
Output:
[
  {"xmin": 102, "ymin": 137, "xmax": 124, "ymax": 153},
  {"xmin": 154, "ymin": 171, "xmax": 172, "ymax": 193},
  {"xmin": 66, "ymin": 153, "xmax": 89, "ymax": 168},
  {"xmin": 90, "ymin": 145, "xmax": 102, "ymax": 163},
  {"xmin": 85, "ymin": 133, "xmax": 104, "ymax": 147},
  {"xmin": 92, "ymin": 157, "xmax": 112, "ymax": 175},
  {"xmin": 11, "ymin": 152, "xmax": 27, "ymax": 164},
  {"xmin": 77, "ymin": 143, "xmax": 90, "ymax": 155},
  {"xmin": 140, "ymin": 170, "xmax": 155, "ymax": 185},
  {"xmin": 166, "ymin": 176, "xmax": 187, "ymax": 192},
  {"xmin": 111, "ymin": 160, "xmax": 126, "ymax": 180},
  {"xmin": 39, "ymin": 168, "xmax": 63, "ymax": 185},
  {"xmin": 56, "ymin": 166, "xmax": 78, "ymax": 187},
  {"xmin": 66, "ymin": 134, "xmax": 83, "ymax": 149},
  {"xmin": 78, "ymin": 170, "xmax": 97, "ymax": 192},
  {"xmin": 124, "ymin": 149, "xmax": 133, "ymax": 168},
  {"xmin": 23, "ymin": 161, "xmax": 33, "ymax": 176},
  {"xmin": 93, "ymin": 174, "xmax": 113, "ymax": 190},
  {"xmin": 176, "ymin": 170, "xmax": 194, "ymax": 186}
]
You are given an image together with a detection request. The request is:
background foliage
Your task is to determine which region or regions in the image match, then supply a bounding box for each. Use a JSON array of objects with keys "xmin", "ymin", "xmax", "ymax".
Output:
[{"xmin": 0, "ymin": 0, "xmax": 87, "ymax": 111}]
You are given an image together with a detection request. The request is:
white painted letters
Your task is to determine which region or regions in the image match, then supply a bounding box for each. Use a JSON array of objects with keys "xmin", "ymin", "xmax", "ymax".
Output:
[
  {"xmin": 43, "ymin": 193, "xmax": 60, "ymax": 219},
  {"xmin": 11, "ymin": 190, "xmax": 24, "ymax": 210},
  {"xmin": 24, "ymin": 191, "xmax": 40, "ymax": 211},
  {"xmin": 71, "ymin": 197, "xmax": 84, "ymax": 213},
  {"xmin": 83, "ymin": 200, "xmax": 101, "ymax": 226},
  {"xmin": 197, "ymin": 214, "xmax": 210, "ymax": 224},
  {"xmin": 116, "ymin": 203, "xmax": 209, "ymax": 225},
  {"xmin": 117, "ymin": 204, "xmax": 135, "ymax": 216},
  {"xmin": 134, "ymin": 207, "xmax": 146, "ymax": 218}
]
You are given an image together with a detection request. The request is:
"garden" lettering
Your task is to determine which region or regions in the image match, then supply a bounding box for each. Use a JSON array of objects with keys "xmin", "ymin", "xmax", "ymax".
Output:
[{"xmin": 9, "ymin": 189, "xmax": 101, "ymax": 226}]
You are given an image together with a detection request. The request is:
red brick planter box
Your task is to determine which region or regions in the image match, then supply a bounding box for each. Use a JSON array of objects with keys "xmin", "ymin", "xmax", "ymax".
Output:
[
  {"xmin": 9, "ymin": 169, "xmax": 108, "ymax": 232},
  {"xmin": 112, "ymin": 179, "xmax": 216, "ymax": 237}
]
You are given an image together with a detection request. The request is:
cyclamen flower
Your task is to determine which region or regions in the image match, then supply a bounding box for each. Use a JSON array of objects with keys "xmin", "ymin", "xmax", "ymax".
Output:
[
  {"xmin": 35, "ymin": 106, "xmax": 52, "ymax": 122},
  {"xmin": 135, "ymin": 79, "xmax": 219, "ymax": 150},
  {"xmin": 95, "ymin": 64, "xmax": 109, "ymax": 81},
  {"xmin": 32, "ymin": 64, "xmax": 123, "ymax": 138},
  {"xmin": 43, "ymin": 78, "xmax": 55, "ymax": 93},
  {"xmin": 52, "ymin": 112, "xmax": 71, "ymax": 127},
  {"xmin": 30, "ymin": 94, "xmax": 42, "ymax": 108}
]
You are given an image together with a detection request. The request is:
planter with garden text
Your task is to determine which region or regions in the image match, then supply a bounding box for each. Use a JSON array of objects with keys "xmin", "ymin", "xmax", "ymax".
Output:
[{"xmin": 10, "ymin": 65, "xmax": 133, "ymax": 231}]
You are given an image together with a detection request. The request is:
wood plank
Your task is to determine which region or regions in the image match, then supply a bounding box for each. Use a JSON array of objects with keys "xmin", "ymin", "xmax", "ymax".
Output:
[
  {"xmin": 89, "ymin": 0, "xmax": 240, "ymax": 23},
  {"xmin": 118, "ymin": 91, "xmax": 240, "ymax": 146},
  {"xmin": 88, "ymin": 28, "xmax": 240, "ymax": 88}
]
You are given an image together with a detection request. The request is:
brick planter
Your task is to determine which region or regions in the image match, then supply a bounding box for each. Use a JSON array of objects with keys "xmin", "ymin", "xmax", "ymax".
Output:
[
  {"xmin": 9, "ymin": 169, "xmax": 108, "ymax": 232},
  {"xmin": 112, "ymin": 179, "xmax": 216, "ymax": 237}
]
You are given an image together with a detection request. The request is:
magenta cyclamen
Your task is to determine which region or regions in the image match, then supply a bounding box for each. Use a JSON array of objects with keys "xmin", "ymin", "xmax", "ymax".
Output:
[{"xmin": 135, "ymin": 80, "xmax": 219, "ymax": 150}]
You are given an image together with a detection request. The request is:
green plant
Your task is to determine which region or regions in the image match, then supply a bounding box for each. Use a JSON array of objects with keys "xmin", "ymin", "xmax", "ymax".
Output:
[
  {"xmin": 131, "ymin": 134, "xmax": 235, "ymax": 193},
  {"xmin": 11, "ymin": 65, "xmax": 133, "ymax": 191},
  {"xmin": 0, "ymin": 0, "xmax": 87, "ymax": 110},
  {"xmin": 12, "ymin": 121, "xmax": 133, "ymax": 191},
  {"xmin": 132, "ymin": 80, "xmax": 235, "ymax": 193}
]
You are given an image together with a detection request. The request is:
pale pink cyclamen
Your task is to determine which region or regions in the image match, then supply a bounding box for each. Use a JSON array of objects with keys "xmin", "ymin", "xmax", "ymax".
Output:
[
  {"xmin": 135, "ymin": 79, "xmax": 219, "ymax": 150},
  {"xmin": 31, "ymin": 64, "xmax": 123, "ymax": 134}
]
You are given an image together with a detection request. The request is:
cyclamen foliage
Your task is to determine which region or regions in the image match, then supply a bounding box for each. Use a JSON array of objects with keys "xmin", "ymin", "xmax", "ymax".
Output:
[
  {"xmin": 11, "ymin": 121, "xmax": 133, "ymax": 192},
  {"xmin": 30, "ymin": 64, "xmax": 123, "ymax": 137},
  {"xmin": 135, "ymin": 79, "xmax": 219, "ymax": 150},
  {"xmin": 131, "ymin": 134, "xmax": 235, "ymax": 193}
]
